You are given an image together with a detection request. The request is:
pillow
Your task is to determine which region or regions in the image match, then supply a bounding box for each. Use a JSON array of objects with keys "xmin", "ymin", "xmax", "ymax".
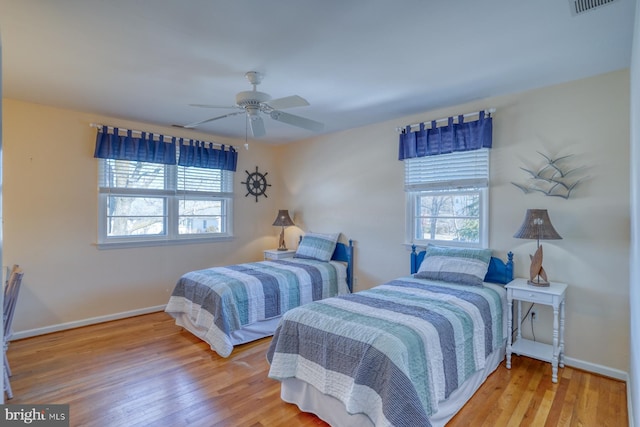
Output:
[
  {"xmin": 294, "ymin": 232, "xmax": 340, "ymax": 262},
  {"xmin": 414, "ymin": 245, "xmax": 492, "ymax": 286}
]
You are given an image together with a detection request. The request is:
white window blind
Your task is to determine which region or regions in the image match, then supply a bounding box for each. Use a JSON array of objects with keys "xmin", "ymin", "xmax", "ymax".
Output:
[
  {"xmin": 98, "ymin": 160, "xmax": 233, "ymax": 195},
  {"xmin": 404, "ymin": 148, "xmax": 489, "ymax": 191},
  {"xmin": 98, "ymin": 160, "xmax": 166, "ymax": 192},
  {"xmin": 177, "ymin": 166, "xmax": 232, "ymax": 194}
]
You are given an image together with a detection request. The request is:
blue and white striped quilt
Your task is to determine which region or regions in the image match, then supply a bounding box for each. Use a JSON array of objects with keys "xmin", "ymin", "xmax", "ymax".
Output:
[
  {"xmin": 165, "ymin": 258, "xmax": 349, "ymax": 357},
  {"xmin": 267, "ymin": 277, "xmax": 506, "ymax": 427}
]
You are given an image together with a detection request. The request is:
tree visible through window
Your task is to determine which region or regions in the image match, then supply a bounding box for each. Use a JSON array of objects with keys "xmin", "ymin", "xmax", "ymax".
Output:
[
  {"xmin": 416, "ymin": 191, "xmax": 481, "ymax": 243},
  {"xmin": 98, "ymin": 157, "xmax": 233, "ymax": 246}
]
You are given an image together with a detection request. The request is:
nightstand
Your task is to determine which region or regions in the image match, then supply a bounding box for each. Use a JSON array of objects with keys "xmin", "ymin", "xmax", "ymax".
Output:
[
  {"xmin": 263, "ymin": 249, "xmax": 296, "ymax": 260},
  {"xmin": 505, "ymin": 277, "xmax": 567, "ymax": 383}
]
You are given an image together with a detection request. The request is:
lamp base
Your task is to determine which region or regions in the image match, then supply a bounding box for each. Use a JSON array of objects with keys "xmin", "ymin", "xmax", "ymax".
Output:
[
  {"xmin": 277, "ymin": 228, "xmax": 287, "ymax": 251},
  {"xmin": 527, "ymin": 279, "xmax": 550, "ymax": 287},
  {"xmin": 528, "ymin": 246, "xmax": 550, "ymax": 287}
]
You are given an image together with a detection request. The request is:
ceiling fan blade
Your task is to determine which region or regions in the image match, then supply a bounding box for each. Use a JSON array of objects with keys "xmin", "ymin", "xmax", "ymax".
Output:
[
  {"xmin": 177, "ymin": 111, "xmax": 244, "ymax": 129},
  {"xmin": 265, "ymin": 95, "xmax": 309, "ymax": 110},
  {"xmin": 269, "ymin": 110, "xmax": 324, "ymax": 132},
  {"xmin": 250, "ymin": 116, "xmax": 266, "ymax": 138},
  {"xmin": 189, "ymin": 104, "xmax": 239, "ymax": 109}
]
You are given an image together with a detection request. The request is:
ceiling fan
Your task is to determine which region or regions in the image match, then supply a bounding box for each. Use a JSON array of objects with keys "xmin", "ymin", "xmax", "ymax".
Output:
[{"xmin": 177, "ymin": 71, "xmax": 324, "ymax": 138}]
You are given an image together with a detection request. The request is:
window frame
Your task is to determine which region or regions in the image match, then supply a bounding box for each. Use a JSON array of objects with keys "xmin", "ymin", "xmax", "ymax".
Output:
[
  {"xmin": 404, "ymin": 149, "xmax": 490, "ymax": 248},
  {"xmin": 97, "ymin": 159, "xmax": 234, "ymax": 249},
  {"xmin": 405, "ymin": 186, "xmax": 488, "ymax": 248}
]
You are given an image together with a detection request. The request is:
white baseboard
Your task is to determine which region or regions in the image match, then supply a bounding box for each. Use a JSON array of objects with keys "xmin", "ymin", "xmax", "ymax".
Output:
[
  {"xmin": 10, "ymin": 305, "xmax": 167, "ymax": 341},
  {"xmin": 563, "ymin": 355, "xmax": 628, "ymax": 381}
]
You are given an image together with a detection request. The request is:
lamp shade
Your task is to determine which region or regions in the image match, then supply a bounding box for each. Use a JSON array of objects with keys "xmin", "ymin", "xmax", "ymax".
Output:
[
  {"xmin": 272, "ymin": 210, "xmax": 294, "ymax": 227},
  {"xmin": 513, "ymin": 209, "xmax": 562, "ymax": 241}
]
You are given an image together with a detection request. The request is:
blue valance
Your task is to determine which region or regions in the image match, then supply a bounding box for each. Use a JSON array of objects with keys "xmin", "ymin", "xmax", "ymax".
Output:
[
  {"xmin": 94, "ymin": 126, "xmax": 238, "ymax": 171},
  {"xmin": 178, "ymin": 140, "xmax": 238, "ymax": 172},
  {"xmin": 94, "ymin": 126, "xmax": 177, "ymax": 165},
  {"xmin": 398, "ymin": 111, "xmax": 492, "ymax": 160}
]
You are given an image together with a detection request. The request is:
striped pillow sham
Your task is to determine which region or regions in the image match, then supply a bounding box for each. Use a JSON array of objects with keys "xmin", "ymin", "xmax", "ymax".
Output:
[
  {"xmin": 294, "ymin": 232, "xmax": 340, "ymax": 262},
  {"xmin": 414, "ymin": 245, "xmax": 492, "ymax": 286}
]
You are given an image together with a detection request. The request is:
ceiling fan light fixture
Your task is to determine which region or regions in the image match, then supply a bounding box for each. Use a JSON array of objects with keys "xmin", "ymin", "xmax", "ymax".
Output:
[{"xmin": 246, "ymin": 106, "xmax": 260, "ymax": 117}]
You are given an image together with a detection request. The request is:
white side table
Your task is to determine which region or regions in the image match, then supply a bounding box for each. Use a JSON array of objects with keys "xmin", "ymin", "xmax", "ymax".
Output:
[
  {"xmin": 263, "ymin": 249, "xmax": 296, "ymax": 260},
  {"xmin": 505, "ymin": 278, "xmax": 567, "ymax": 383}
]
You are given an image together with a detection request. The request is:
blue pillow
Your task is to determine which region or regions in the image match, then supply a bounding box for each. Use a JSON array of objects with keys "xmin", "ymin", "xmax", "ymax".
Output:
[
  {"xmin": 294, "ymin": 232, "xmax": 340, "ymax": 262},
  {"xmin": 414, "ymin": 245, "xmax": 492, "ymax": 286}
]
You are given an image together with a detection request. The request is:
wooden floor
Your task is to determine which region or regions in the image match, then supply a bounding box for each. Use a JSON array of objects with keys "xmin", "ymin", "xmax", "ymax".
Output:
[{"xmin": 5, "ymin": 312, "xmax": 628, "ymax": 427}]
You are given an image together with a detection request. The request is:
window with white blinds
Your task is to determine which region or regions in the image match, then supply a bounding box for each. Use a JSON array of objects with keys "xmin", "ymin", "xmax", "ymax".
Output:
[
  {"xmin": 405, "ymin": 149, "xmax": 489, "ymax": 248},
  {"xmin": 97, "ymin": 156, "xmax": 233, "ymax": 247},
  {"xmin": 404, "ymin": 148, "xmax": 489, "ymax": 191}
]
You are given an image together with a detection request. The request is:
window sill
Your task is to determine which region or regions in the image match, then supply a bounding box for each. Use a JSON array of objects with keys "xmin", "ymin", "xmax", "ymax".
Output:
[
  {"xmin": 404, "ymin": 241, "xmax": 485, "ymax": 250},
  {"xmin": 95, "ymin": 236, "xmax": 234, "ymax": 250}
]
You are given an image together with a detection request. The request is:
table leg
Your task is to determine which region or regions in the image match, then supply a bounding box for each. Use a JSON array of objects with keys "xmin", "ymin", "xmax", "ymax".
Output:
[
  {"xmin": 552, "ymin": 304, "xmax": 560, "ymax": 383},
  {"xmin": 506, "ymin": 297, "xmax": 513, "ymax": 369},
  {"xmin": 516, "ymin": 300, "xmax": 522, "ymax": 342},
  {"xmin": 559, "ymin": 300, "xmax": 565, "ymax": 368}
]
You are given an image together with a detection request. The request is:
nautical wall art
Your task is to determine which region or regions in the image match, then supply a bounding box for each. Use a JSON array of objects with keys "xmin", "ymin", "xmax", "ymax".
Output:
[
  {"xmin": 511, "ymin": 152, "xmax": 587, "ymax": 199},
  {"xmin": 242, "ymin": 166, "xmax": 271, "ymax": 202}
]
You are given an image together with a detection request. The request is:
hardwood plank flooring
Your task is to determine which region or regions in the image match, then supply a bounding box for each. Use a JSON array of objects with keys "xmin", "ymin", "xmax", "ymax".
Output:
[{"xmin": 5, "ymin": 312, "xmax": 627, "ymax": 426}]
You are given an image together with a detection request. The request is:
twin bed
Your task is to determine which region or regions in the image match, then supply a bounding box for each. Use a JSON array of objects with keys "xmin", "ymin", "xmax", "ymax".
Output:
[
  {"xmin": 165, "ymin": 233, "xmax": 353, "ymax": 357},
  {"xmin": 166, "ymin": 238, "xmax": 513, "ymax": 427},
  {"xmin": 267, "ymin": 245, "xmax": 513, "ymax": 427}
]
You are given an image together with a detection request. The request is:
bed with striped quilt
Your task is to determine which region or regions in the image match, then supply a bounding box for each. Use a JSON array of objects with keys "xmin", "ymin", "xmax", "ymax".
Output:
[
  {"xmin": 165, "ymin": 258, "xmax": 349, "ymax": 357},
  {"xmin": 266, "ymin": 277, "xmax": 506, "ymax": 427}
]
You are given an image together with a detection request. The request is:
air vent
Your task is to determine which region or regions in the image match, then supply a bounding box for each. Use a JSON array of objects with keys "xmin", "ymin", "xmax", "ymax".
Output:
[{"xmin": 569, "ymin": 0, "xmax": 620, "ymax": 16}]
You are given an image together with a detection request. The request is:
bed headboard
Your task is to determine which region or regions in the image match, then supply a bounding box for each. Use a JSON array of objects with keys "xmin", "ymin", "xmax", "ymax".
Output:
[
  {"xmin": 332, "ymin": 240, "xmax": 354, "ymax": 292},
  {"xmin": 410, "ymin": 245, "xmax": 514, "ymax": 285}
]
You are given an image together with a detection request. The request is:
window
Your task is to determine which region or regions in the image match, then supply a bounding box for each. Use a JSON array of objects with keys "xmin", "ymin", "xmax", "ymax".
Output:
[
  {"xmin": 97, "ymin": 156, "xmax": 233, "ymax": 247},
  {"xmin": 405, "ymin": 149, "xmax": 489, "ymax": 247}
]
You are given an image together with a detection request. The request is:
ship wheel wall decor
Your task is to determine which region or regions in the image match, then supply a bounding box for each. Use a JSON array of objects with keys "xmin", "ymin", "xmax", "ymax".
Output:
[{"xmin": 242, "ymin": 166, "xmax": 271, "ymax": 202}]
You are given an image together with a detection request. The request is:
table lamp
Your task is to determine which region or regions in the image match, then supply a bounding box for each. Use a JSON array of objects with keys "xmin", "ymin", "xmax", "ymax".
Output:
[
  {"xmin": 513, "ymin": 209, "xmax": 562, "ymax": 286},
  {"xmin": 272, "ymin": 210, "xmax": 295, "ymax": 251}
]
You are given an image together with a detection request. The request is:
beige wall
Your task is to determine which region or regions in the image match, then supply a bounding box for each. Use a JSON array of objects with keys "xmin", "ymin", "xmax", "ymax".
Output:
[
  {"xmin": 3, "ymin": 68, "xmax": 630, "ymax": 375},
  {"xmin": 3, "ymin": 99, "xmax": 283, "ymax": 334},
  {"xmin": 278, "ymin": 70, "xmax": 630, "ymax": 374}
]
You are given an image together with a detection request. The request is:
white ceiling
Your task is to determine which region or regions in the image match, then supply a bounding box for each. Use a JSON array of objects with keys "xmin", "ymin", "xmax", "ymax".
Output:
[{"xmin": 0, "ymin": 0, "xmax": 635, "ymax": 144}]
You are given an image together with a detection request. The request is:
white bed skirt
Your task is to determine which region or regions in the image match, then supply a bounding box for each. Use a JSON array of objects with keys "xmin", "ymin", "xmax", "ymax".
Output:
[
  {"xmin": 173, "ymin": 312, "xmax": 281, "ymax": 347},
  {"xmin": 280, "ymin": 343, "xmax": 506, "ymax": 427}
]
